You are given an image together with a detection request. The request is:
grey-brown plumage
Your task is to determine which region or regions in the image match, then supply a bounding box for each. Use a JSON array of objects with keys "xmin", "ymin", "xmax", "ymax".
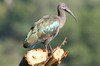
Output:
[{"xmin": 23, "ymin": 3, "xmax": 76, "ymax": 50}]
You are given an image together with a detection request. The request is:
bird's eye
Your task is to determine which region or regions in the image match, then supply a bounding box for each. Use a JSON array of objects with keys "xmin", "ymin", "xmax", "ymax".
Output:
[{"xmin": 61, "ymin": 6, "xmax": 65, "ymax": 9}]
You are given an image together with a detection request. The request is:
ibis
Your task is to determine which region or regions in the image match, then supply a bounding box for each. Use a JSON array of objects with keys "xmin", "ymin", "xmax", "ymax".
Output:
[{"xmin": 23, "ymin": 3, "xmax": 76, "ymax": 51}]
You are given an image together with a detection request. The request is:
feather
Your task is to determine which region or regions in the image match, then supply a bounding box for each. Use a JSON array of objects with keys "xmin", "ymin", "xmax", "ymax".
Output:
[{"xmin": 23, "ymin": 16, "xmax": 60, "ymax": 48}]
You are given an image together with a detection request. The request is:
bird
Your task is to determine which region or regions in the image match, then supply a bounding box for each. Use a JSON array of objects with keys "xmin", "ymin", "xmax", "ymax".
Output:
[{"xmin": 23, "ymin": 3, "xmax": 76, "ymax": 50}]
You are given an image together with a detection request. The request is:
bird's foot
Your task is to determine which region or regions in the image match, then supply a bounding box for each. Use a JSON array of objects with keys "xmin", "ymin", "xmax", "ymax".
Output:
[
  {"xmin": 48, "ymin": 50, "xmax": 52, "ymax": 56},
  {"xmin": 44, "ymin": 44, "xmax": 53, "ymax": 56},
  {"xmin": 48, "ymin": 44, "xmax": 53, "ymax": 56}
]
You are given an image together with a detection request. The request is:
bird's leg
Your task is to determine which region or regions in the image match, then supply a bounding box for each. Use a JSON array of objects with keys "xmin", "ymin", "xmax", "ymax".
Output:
[
  {"xmin": 31, "ymin": 44, "xmax": 36, "ymax": 49},
  {"xmin": 44, "ymin": 30, "xmax": 59, "ymax": 54},
  {"xmin": 44, "ymin": 42, "xmax": 52, "ymax": 56},
  {"xmin": 44, "ymin": 44, "xmax": 48, "ymax": 50},
  {"xmin": 48, "ymin": 44, "xmax": 52, "ymax": 52},
  {"xmin": 30, "ymin": 41, "xmax": 41, "ymax": 49},
  {"xmin": 44, "ymin": 37, "xmax": 54, "ymax": 54}
]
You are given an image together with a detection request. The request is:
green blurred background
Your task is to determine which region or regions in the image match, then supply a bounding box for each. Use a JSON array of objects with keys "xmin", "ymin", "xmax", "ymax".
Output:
[{"xmin": 0, "ymin": 0, "xmax": 100, "ymax": 66}]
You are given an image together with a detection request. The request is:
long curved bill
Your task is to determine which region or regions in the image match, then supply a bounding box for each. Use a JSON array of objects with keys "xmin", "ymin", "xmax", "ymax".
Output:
[{"xmin": 65, "ymin": 8, "xmax": 77, "ymax": 21}]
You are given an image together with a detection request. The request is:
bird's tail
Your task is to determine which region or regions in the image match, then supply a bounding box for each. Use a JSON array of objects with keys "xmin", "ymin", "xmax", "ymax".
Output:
[{"xmin": 23, "ymin": 31, "xmax": 38, "ymax": 48}]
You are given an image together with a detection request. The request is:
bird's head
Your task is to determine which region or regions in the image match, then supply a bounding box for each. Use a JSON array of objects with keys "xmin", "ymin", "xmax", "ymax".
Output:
[{"xmin": 58, "ymin": 3, "xmax": 77, "ymax": 21}]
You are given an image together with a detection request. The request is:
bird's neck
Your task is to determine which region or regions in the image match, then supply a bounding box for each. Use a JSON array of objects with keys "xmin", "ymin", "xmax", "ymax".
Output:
[{"xmin": 58, "ymin": 9, "xmax": 66, "ymax": 27}]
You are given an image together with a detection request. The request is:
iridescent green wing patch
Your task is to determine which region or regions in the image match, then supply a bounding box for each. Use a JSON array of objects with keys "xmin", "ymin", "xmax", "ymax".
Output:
[{"xmin": 39, "ymin": 21, "xmax": 60, "ymax": 34}]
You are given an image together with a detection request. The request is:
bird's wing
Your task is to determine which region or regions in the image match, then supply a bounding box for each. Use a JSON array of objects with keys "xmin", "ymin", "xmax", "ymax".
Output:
[
  {"xmin": 23, "ymin": 16, "xmax": 60, "ymax": 48},
  {"xmin": 34, "ymin": 16, "xmax": 60, "ymax": 40}
]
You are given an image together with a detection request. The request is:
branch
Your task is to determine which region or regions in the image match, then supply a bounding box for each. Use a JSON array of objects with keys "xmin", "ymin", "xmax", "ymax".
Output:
[{"xmin": 19, "ymin": 37, "xmax": 69, "ymax": 66}]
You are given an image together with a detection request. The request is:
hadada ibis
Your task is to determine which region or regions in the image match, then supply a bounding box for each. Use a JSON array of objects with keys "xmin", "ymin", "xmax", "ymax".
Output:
[{"xmin": 23, "ymin": 3, "xmax": 76, "ymax": 50}]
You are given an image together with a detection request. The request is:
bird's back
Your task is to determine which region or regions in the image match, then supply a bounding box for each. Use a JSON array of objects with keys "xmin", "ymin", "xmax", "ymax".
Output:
[{"xmin": 35, "ymin": 16, "xmax": 60, "ymax": 40}]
